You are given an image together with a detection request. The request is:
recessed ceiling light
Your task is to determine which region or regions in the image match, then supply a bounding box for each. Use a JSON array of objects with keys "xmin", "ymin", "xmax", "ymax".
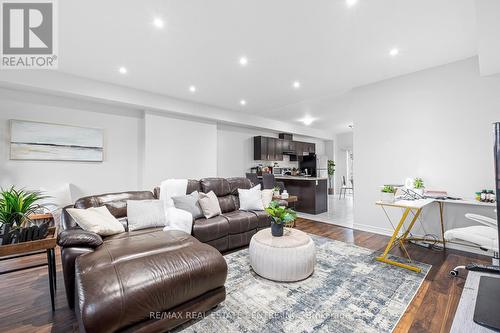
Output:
[
  {"xmin": 153, "ymin": 18, "xmax": 164, "ymax": 29},
  {"xmin": 299, "ymin": 116, "xmax": 315, "ymax": 126},
  {"xmin": 239, "ymin": 56, "xmax": 248, "ymax": 66},
  {"xmin": 118, "ymin": 66, "xmax": 127, "ymax": 74},
  {"xmin": 189, "ymin": 85, "xmax": 196, "ymax": 93},
  {"xmin": 346, "ymin": 0, "xmax": 358, "ymax": 7},
  {"xmin": 240, "ymin": 99, "xmax": 247, "ymax": 106},
  {"xmin": 292, "ymin": 81, "xmax": 301, "ymax": 89},
  {"xmin": 389, "ymin": 48, "xmax": 399, "ymax": 56}
]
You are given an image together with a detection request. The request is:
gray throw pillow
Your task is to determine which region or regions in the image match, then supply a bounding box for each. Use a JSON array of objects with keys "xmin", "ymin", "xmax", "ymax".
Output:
[{"xmin": 172, "ymin": 191, "xmax": 204, "ymax": 219}]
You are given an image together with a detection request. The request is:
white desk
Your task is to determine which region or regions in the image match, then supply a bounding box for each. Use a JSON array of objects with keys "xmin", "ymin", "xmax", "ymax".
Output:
[{"xmin": 376, "ymin": 198, "xmax": 496, "ymax": 272}]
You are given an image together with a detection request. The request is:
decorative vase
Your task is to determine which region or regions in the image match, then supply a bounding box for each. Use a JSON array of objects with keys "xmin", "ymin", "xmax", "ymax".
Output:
[
  {"xmin": 271, "ymin": 222, "xmax": 284, "ymax": 237},
  {"xmin": 381, "ymin": 192, "xmax": 395, "ymax": 203},
  {"xmin": 414, "ymin": 188, "xmax": 424, "ymax": 196}
]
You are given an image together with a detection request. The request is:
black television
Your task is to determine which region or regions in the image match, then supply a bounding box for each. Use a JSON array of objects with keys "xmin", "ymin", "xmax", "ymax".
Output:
[{"xmin": 473, "ymin": 122, "xmax": 500, "ymax": 330}]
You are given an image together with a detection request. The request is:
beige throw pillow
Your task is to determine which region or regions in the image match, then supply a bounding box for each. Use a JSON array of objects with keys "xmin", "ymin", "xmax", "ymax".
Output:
[
  {"xmin": 198, "ymin": 191, "xmax": 222, "ymax": 218},
  {"xmin": 67, "ymin": 206, "xmax": 125, "ymax": 236}
]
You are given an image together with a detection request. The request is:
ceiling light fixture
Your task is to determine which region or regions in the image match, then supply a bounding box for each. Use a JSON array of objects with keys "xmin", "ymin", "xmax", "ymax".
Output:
[
  {"xmin": 389, "ymin": 48, "xmax": 399, "ymax": 56},
  {"xmin": 299, "ymin": 116, "xmax": 315, "ymax": 126},
  {"xmin": 118, "ymin": 66, "xmax": 127, "ymax": 74},
  {"xmin": 239, "ymin": 56, "xmax": 248, "ymax": 66},
  {"xmin": 153, "ymin": 18, "xmax": 164, "ymax": 29},
  {"xmin": 346, "ymin": 0, "xmax": 358, "ymax": 7},
  {"xmin": 292, "ymin": 81, "xmax": 301, "ymax": 89},
  {"xmin": 189, "ymin": 85, "xmax": 197, "ymax": 93},
  {"xmin": 240, "ymin": 99, "xmax": 247, "ymax": 106}
]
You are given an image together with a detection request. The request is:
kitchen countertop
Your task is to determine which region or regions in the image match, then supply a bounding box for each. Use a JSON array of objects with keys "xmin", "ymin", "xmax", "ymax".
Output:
[{"xmin": 257, "ymin": 175, "xmax": 327, "ymax": 181}]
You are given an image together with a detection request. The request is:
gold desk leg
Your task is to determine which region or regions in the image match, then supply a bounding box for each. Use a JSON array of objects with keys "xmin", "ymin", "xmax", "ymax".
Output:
[
  {"xmin": 376, "ymin": 207, "xmax": 422, "ymax": 273},
  {"xmin": 400, "ymin": 208, "xmax": 422, "ymax": 243},
  {"xmin": 439, "ymin": 202, "xmax": 446, "ymax": 250}
]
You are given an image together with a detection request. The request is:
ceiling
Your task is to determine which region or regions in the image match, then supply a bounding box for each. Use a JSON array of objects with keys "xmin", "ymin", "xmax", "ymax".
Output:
[{"xmin": 58, "ymin": 0, "xmax": 477, "ymax": 131}]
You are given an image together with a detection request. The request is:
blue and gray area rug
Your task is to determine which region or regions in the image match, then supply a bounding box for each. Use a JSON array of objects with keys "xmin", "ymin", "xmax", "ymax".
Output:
[{"xmin": 178, "ymin": 235, "xmax": 431, "ymax": 333}]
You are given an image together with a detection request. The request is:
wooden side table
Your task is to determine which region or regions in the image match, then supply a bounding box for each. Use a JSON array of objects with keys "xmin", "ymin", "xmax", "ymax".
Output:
[{"xmin": 0, "ymin": 214, "xmax": 57, "ymax": 311}]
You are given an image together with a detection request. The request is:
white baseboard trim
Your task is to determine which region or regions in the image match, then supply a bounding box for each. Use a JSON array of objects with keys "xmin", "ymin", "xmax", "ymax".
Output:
[
  {"xmin": 352, "ymin": 223, "xmax": 393, "ymax": 236},
  {"xmin": 297, "ymin": 213, "xmax": 353, "ymax": 229}
]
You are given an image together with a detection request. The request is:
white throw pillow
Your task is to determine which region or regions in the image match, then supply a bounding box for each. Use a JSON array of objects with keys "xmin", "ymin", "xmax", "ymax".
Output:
[
  {"xmin": 66, "ymin": 206, "xmax": 125, "ymax": 236},
  {"xmin": 163, "ymin": 207, "xmax": 193, "ymax": 234},
  {"xmin": 127, "ymin": 200, "xmax": 167, "ymax": 231},
  {"xmin": 198, "ymin": 191, "xmax": 222, "ymax": 218},
  {"xmin": 261, "ymin": 189, "xmax": 274, "ymax": 208},
  {"xmin": 239, "ymin": 185, "xmax": 265, "ymax": 211}
]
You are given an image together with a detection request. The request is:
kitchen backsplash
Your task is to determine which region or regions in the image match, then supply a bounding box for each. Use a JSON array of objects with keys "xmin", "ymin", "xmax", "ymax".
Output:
[{"xmin": 252, "ymin": 155, "xmax": 299, "ymax": 170}]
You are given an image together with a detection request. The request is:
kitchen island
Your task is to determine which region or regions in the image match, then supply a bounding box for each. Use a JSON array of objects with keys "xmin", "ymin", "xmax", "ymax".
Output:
[{"xmin": 259, "ymin": 175, "xmax": 328, "ymax": 214}]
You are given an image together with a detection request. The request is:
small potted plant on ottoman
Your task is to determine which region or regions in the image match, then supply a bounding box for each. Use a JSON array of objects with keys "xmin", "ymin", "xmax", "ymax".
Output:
[
  {"xmin": 380, "ymin": 185, "xmax": 396, "ymax": 203},
  {"xmin": 265, "ymin": 200, "xmax": 297, "ymax": 237}
]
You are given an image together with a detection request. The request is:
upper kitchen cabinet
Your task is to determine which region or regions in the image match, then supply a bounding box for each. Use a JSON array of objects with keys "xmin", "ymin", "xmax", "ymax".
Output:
[
  {"xmin": 253, "ymin": 136, "xmax": 314, "ymax": 160},
  {"xmin": 266, "ymin": 137, "xmax": 276, "ymax": 160},
  {"xmin": 253, "ymin": 136, "xmax": 268, "ymax": 160},
  {"xmin": 253, "ymin": 136, "xmax": 283, "ymax": 161},
  {"xmin": 275, "ymin": 139, "xmax": 284, "ymax": 160},
  {"xmin": 305, "ymin": 142, "xmax": 315, "ymax": 154}
]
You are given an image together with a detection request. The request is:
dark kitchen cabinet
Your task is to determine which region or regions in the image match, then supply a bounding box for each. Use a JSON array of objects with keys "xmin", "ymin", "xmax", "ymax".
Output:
[
  {"xmin": 254, "ymin": 136, "xmax": 314, "ymax": 160},
  {"xmin": 305, "ymin": 142, "xmax": 315, "ymax": 154},
  {"xmin": 254, "ymin": 136, "xmax": 268, "ymax": 160},
  {"xmin": 295, "ymin": 142, "xmax": 304, "ymax": 156},
  {"xmin": 275, "ymin": 139, "xmax": 283, "ymax": 160},
  {"xmin": 267, "ymin": 137, "xmax": 276, "ymax": 160}
]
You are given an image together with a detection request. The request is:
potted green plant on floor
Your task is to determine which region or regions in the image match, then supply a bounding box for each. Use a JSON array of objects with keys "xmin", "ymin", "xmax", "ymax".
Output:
[
  {"xmin": 327, "ymin": 160, "xmax": 335, "ymax": 195},
  {"xmin": 380, "ymin": 185, "xmax": 396, "ymax": 203},
  {"xmin": 413, "ymin": 178, "xmax": 425, "ymax": 196},
  {"xmin": 0, "ymin": 187, "xmax": 47, "ymax": 245},
  {"xmin": 265, "ymin": 200, "xmax": 297, "ymax": 237}
]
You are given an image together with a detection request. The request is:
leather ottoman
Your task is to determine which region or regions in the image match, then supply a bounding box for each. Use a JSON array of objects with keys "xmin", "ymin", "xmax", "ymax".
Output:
[{"xmin": 75, "ymin": 230, "xmax": 227, "ymax": 333}]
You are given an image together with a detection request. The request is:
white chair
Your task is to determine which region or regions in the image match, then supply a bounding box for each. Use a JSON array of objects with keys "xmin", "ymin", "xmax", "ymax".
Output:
[
  {"xmin": 445, "ymin": 213, "xmax": 499, "ymax": 276},
  {"xmin": 338, "ymin": 176, "xmax": 353, "ymax": 199}
]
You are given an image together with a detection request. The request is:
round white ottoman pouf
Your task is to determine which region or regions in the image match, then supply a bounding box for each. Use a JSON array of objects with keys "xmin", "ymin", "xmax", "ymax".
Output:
[{"xmin": 249, "ymin": 228, "xmax": 316, "ymax": 282}]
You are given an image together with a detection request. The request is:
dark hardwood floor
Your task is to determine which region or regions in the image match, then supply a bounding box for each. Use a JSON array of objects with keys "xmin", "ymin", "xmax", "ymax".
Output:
[{"xmin": 0, "ymin": 218, "xmax": 489, "ymax": 333}]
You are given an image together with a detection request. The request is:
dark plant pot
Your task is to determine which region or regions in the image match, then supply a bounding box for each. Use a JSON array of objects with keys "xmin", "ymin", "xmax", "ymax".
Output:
[
  {"xmin": 271, "ymin": 222, "xmax": 284, "ymax": 237},
  {"xmin": 328, "ymin": 188, "xmax": 334, "ymax": 195}
]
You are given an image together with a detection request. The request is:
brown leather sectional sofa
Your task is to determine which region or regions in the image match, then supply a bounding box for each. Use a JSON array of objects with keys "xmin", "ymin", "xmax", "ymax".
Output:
[{"xmin": 57, "ymin": 177, "xmax": 272, "ymax": 332}]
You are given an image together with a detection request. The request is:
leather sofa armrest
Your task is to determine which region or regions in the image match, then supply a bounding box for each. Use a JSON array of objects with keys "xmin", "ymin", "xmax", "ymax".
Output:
[{"xmin": 57, "ymin": 228, "xmax": 103, "ymax": 248}]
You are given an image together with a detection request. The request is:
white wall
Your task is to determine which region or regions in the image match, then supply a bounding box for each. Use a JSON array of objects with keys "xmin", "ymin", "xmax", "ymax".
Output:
[
  {"xmin": 216, "ymin": 124, "xmax": 328, "ymax": 178},
  {"xmin": 0, "ymin": 89, "xmax": 142, "ymax": 199},
  {"xmin": 0, "ymin": 87, "xmax": 330, "ymax": 200},
  {"xmin": 344, "ymin": 57, "xmax": 499, "ymax": 240},
  {"xmin": 143, "ymin": 112, "xmax": 217, "ymax": 188},
  {"xmin": 334, "ymin": 132, "xmax": 353, "ymax": 191}
]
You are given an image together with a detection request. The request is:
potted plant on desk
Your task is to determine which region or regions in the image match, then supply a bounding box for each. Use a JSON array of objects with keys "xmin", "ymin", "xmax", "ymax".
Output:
[
  {"xmin": 327, "ymin": 160, "xmax": 335, "ymax": 195},
  {"xmin": 0, "ymin": 187, "xmax": 47, "ymax": 245},
  {"xmin": 413, "ymin": 178, "xmax": 425, "ymax": 196},
  {"xmin": 380, "ymin": 185, "xmax": 396, "ymax": 203},
  {"xmin": 265, "ymin": 200, "xmax": 297, "ymax": 237}
]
